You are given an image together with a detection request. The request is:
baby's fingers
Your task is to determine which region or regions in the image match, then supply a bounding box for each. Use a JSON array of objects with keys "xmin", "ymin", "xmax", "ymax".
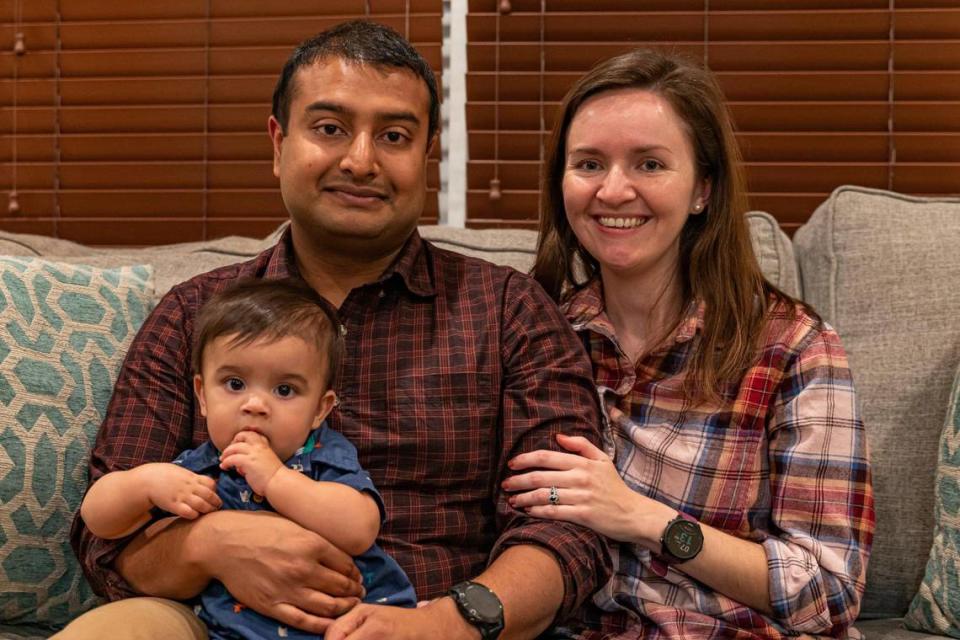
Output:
[
  {"xmin": 219, "ymin": 442, "xmax": 249, "ymax": 460},
  {"xmin": 193, "ymin": 484, "xmax": 222, "ymax": 510},
  {"xmin": 179, "ymin": 492, "xmax": 219, "ymax": 517},
  {"xmin": 197, "ymin": 474, "xmax": 218, "ymax": 492},
  {"xmin": 170, "ymin": 502, "xmax": 202, "ymax": 520},
  {"xmin": 218, "ymin": 453, "xmax": 246, "ymax": 475}
]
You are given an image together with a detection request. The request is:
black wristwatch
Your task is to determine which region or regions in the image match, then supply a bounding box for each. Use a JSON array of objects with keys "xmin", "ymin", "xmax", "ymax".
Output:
[
  {"xmin": 448, "ymin": 581, "xmax": 504, "ymax": 640},
  {"xmin": 651, "ymin": 511, "xmax": 704, "ymax": 577}
]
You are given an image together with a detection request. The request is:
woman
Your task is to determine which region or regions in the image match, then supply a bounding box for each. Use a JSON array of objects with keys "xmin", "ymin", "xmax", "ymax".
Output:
[{"xmin": 504, "ymin": 49, "xmax": 874, "ymax": 639}]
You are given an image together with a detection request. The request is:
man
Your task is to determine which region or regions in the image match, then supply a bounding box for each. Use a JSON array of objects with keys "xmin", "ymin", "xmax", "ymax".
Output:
[{"xmin": 62, "ymin": 20, "xmax": 609, "ymax": 640}]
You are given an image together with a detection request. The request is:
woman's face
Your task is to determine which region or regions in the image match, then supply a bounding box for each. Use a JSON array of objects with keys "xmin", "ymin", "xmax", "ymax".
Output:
[{"xmin": 562, "ymin": 88, "xmax": 709, "ymax": 283}]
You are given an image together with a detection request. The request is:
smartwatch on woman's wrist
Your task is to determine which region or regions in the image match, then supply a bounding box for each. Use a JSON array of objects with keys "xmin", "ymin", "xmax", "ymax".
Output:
[{"xmin": 651, "ymin": 511, "xmax": 704, "ymax": 577}]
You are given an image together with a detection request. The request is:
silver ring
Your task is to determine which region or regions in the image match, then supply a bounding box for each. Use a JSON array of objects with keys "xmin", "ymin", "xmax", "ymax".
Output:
[{"xmin": 548, "ymin": 486, "xmax": 560, "ymax": 506}]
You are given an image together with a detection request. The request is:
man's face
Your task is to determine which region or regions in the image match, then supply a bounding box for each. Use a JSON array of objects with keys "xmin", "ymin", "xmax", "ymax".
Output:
[{"xmin": 269, "ymin": 58, "xmax": 434, "ymax": 260}]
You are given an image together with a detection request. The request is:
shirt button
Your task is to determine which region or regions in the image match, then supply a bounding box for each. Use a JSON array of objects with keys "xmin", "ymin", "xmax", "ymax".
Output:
[
  {"xmin": 340, "ymin": 325, "xmax": 348, "ymax": 337},
  {"xmin": 378, "ymin": 289, "xmax": 386, "ymax": 298}
]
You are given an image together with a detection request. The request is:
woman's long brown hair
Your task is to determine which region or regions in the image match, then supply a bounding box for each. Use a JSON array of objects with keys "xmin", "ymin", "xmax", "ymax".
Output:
[{"xmin": 533, "ymin": 49, "xmax": 805, "ymax": 404}]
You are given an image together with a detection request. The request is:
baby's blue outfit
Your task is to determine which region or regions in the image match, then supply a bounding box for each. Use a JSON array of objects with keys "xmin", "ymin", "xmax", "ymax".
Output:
[{"xmin": 172, "ymin": 424, "xmax": 416, "ymax": 640}]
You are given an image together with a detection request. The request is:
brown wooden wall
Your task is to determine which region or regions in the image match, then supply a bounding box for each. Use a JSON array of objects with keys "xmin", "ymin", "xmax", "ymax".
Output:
[
  {"xmin": 466, "ymin": 1, "xmax": 960, "ymax": 234},
  {"xmin": 1, "ymin": 0, "xmax": 442, "ymax": 245}
]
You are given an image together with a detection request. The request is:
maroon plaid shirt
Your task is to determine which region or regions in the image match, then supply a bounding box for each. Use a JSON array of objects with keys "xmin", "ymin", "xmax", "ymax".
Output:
[{"xmin": 70, "ymin": 229, "xmax": 611, "ymax": 620}]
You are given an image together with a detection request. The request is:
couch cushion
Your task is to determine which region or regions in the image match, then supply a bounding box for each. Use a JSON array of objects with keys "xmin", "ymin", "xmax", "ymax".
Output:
[
  {"xmin": 793, "ymin": 185, "xmax": 960, "ymax": 618},
  {"xmin": 0, "ymin": 624, "xmax": 51, "ymax": 639},
  {"xmin": 0, "ymin": 229, "xmax": 275, "ymax": 305},
  {"xmin": 904, "ymin": 362, "xmax": 960, "ymax": 634},
  {"xmin": 745, "ymin": 210, "xmax": 801, "ymax": 298},
  {"xmin": 856, "ymin": 618, "xmax": 946, "ymax": 640},
  {"xmin": 418, "ymin": 225, "xmax": 539, "ymax": 273},
  {"xmin": 0, "ymin": 258, "xmax": 154, "ymax": 627},
  {"xmin": 418, "ymin": 215, "xmax": 800, "ymax": 298}
]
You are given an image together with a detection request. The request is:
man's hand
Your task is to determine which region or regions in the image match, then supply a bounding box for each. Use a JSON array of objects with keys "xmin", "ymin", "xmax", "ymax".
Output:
[
  {"xmin": 219, "ymin": 430, "xmax": 284, "ymax": 496},
  {"xmin": 325, "ymin": 598, "xmax": 480, "ymax": 640},
  {"xmin": 193, "ymin": 510, "xmax": 365, "ymax": 633},
  {"xmin": 141, "ymin": 462, "xmax": 222, "ymax": 519}
]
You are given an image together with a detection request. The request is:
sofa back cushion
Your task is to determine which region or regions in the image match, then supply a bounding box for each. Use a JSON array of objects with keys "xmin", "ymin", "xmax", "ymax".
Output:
[
  {"xmin": 418, "ymin": 226, "xmax": 539, "ymax": 273},
  {"xmin": 745, "ymin": 210, "xmax": 801, "ymax": 298},
  {"xmin": 0, "ymin": 258, "xmax": 154, "ymax": 627},
  {"xmin": 0, "ymin": 230, "xmax": 273, "ymax": 306},
  {"xmin": 793, "ymin": 185, "xmax": 960, "ymax": 618},
  {"xmin": 418, "ymin": 211, "xmax": 801, "ymax": 298}
]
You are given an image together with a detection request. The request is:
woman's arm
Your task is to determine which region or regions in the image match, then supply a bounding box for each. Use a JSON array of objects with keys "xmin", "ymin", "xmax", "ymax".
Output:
[
  {"xmin": 505, "ymin": 434, "xmax": 773, "ymax": 614},
  {"xmin": 506, "ymin": 322, "xmax": 874, "ymax": 634},
  {"xmin": 759, "ymin": 325, "xmax": 874, "ymax": 633},
  {"xmin": 80, "ymin": 463, "xmax": 221, "ymax": 540}
]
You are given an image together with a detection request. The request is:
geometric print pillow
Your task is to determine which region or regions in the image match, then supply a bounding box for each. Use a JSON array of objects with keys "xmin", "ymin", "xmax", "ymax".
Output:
[
  {"xmin": 0, "ymin": 258, "xmax": 153, "ymax": 627},
  {"xmin": 905, "ymin": 360, "xmax": 960, "ymax": 636}
]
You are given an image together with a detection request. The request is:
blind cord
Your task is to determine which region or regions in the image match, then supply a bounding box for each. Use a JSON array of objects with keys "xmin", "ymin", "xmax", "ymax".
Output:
[
  {"xmin": 490, "ymin": 1, "xmax": 507, "ymax": 200},
  {"xmin": 8, "ymin": 0, "xmax": 23, "ymax": 215}
]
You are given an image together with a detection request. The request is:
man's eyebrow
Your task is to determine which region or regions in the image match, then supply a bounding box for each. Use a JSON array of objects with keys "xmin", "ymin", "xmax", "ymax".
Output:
[
  {"xmin": 304, "ymin": 101, "xmax": 421, "ymax": 127},
  {"xmin": 305, "ymin": 101, "xmax": 348, "ymax": 115},
  {"xmin": 379, "ymin": 110, "xmax": 422, "ymax": 127}
]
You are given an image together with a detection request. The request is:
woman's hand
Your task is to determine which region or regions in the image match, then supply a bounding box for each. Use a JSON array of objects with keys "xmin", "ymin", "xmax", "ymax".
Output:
[{"xmin": 504, "ymin": 434, "xmax": 671, "ymax": 545}]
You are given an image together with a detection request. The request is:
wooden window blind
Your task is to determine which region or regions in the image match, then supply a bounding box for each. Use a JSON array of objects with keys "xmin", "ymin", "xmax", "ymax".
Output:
[
  {"xmin": 466, "ymin": 0, "xmax": 960, "ymax": 234},
  {"xmin": 1, "ymin": 0, "xmax": 442, "ymax": 245}
]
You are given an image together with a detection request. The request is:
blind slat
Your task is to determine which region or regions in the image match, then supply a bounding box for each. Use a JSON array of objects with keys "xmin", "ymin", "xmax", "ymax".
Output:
[
  {"xmin": 465, "ymin": 4, "xmax": 960, "ymax": 230},
  {"xmin": 2, "ymin": 4, "xmax": 442, "ymax": 244}
]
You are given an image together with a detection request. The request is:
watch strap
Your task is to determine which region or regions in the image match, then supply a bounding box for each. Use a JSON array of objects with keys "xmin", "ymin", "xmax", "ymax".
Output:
[
  {"xmin": 447, "ymin": 581, "xmax": 504, "ymax": 640},
  {"xmin": 651, "ymin": 510, "xmax": 701, "ymax": 578}
]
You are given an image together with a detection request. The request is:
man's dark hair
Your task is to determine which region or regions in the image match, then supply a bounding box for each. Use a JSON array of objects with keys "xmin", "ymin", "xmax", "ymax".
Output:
[
  {"xmin": 192, "ymin": 278, "xmax": 344, "ymax": 388},
  {"xmin": 271, "ymin": 20, "xmax": 440, "ymax": 143}
]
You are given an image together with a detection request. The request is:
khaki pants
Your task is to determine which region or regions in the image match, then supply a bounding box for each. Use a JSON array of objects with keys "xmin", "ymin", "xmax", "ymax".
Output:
[{"xmin": 51, "ymin": 597, "xmax": 208, "ymax": 640}]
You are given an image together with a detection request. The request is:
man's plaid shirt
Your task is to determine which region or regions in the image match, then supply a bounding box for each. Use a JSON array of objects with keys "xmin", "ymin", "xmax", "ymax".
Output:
[{"xmin": 70, "ymin": 229, "xmax": 611, "ymax": 619}]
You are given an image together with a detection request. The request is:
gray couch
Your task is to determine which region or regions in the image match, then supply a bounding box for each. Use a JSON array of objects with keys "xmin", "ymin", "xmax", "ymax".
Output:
[{"xmin": 0, "ymin": 185, "xmax": 957, "ymax": 638}]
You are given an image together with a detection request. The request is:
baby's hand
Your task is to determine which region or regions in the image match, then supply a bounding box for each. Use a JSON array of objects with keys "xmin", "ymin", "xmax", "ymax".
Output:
[
  {"xmin": 219, "ymin": 431, "xmax": 284, "ymax": 496},
  {"xmin": 140, "ymin": 462, "xmax": 221, "ymax": 519}
]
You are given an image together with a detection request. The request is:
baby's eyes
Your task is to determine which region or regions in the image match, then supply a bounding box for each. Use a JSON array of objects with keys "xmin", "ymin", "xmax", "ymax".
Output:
[
  {"xmin": 225, "ymin": 377, "xmax": 245, "ymax": 391},
  {"xmin": 275, "ymin": 384, "xmax": 296, "ymax": 398}
]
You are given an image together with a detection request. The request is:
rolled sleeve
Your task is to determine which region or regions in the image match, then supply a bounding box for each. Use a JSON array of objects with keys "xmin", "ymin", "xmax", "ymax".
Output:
[
  {"xmin": 69, "ymin": 286, "xmax": 202, "ymax": 600},
  {"xmin": 766, "ymin": 324, "xmax": 874, "ymax": 634},
  {"xmin": 491, "ymin": 272, "xmax": 612, "ymax": 619}
]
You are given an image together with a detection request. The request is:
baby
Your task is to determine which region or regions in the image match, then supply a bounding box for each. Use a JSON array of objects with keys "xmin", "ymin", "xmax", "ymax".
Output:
[{"xmin": 80, "ymin": 277, "xmax": 415, "ymax": 639}]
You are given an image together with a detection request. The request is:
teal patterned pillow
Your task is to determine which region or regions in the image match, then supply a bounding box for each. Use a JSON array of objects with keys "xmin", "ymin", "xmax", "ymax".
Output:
[
  {"xmin": 906, "ymin": 362, "xmax": 960, "ymax": 635},
  {"xmin": 0, "ymin": 258, "xmax": 153, "ymax": 627}
]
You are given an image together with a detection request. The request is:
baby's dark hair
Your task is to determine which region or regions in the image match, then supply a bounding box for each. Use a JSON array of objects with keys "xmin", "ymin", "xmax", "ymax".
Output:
[{"xmin": 192, "ymin": 278, "xmax": 343, "ymax": 388}]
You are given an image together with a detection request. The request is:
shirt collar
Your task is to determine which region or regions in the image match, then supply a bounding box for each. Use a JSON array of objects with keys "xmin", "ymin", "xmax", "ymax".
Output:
[
  {"xmin": 270, "ymin": 225, "xmax": 435, "ymax": 298},
  {"xmin": 264, "ymin": 225, "xmax": 297, "ymax": 279},
  {"xmin": 564, "ymin": 278, "xmax": 705, "ymax": 346},
  {"xmin": 382, "ymin": 229, "xmax": 435, "ymax": 298}
]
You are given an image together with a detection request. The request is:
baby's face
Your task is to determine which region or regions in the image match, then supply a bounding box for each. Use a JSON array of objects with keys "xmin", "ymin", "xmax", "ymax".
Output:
[{"xmin": 194, "ymin": 334, "xmax": 336, "ymax": 461}]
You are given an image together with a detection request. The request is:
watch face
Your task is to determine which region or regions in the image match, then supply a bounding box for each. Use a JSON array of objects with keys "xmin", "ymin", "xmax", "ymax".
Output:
[
  {"xmin": 664, "ymin": 519, "xmax": 703, "ymax": 560},
  {"xmin": 463, "ymin": 584, "xmax": 503, "ymax": 623}
]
